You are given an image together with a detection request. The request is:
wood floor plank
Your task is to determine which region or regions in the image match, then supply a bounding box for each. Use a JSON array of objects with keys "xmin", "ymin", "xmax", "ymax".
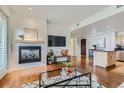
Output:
[{"xmin": 0, "ymin": 56, "xmax": 124, "ymax": 88}]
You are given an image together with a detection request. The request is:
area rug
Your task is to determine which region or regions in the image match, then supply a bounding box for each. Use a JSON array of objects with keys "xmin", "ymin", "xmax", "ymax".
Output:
[
  {"xmin": 21, "ymin": 72, "xmax": 105, "ymax": 88},
  {"xmin": 117, "ymin": 82, "xmax": 124, "ymax": 88}
]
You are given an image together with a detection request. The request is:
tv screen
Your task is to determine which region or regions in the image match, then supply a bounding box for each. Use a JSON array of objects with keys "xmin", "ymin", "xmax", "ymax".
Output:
[{"xmin": 48, "ymin": 35, "xmax": 66, "ymax": 47}]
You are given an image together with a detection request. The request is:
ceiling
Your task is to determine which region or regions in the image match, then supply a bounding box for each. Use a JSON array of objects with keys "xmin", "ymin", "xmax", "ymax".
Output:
[
  {"xmin": 72, "ymin": 11, "xmax": 124, "ymax": 37},
  {"xmin": 8, "ymin": 5, "xmax": 110, "ymax": 27}
]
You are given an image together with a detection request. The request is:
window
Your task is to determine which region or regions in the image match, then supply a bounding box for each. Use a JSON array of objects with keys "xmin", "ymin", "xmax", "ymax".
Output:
[{"xmin": 0, "ymin": 11, "xmax": 7, "ymax": 76}]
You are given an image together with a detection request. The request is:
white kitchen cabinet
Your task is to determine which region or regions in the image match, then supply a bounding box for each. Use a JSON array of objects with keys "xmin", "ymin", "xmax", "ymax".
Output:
[
  {"xmin": 116, "ymin": 51, "xmax": 124, "ymax": 61},
  {"xmin": 94, "ymin": 51, "xmax": 116, "ymax": 68}
]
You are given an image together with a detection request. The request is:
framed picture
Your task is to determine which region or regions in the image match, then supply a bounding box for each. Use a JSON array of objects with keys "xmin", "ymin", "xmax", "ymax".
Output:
[
  {"xmin": 24, "ymin": 28, "xmax": 38, "ymax": 41},
  {"xmin": 96, "ymin": 38, "xmax": 106, "ymax": 48}
]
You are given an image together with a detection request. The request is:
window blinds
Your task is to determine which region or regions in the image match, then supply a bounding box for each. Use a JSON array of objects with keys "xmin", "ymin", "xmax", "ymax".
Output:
[{"xmin": 0, "ymin": 13, "xmax": 7, "ymax": 73}]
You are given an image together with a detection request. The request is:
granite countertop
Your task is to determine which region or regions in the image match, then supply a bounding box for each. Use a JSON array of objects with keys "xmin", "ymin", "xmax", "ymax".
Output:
[
  {"xmin": 89, "ymin": 49, "xmax": 116, "ymax": 52},
  {"xmin": 115, "ymin": 48, "xmax": 124, "ymax": 51},
  {"xmin": 94, "ymin": 49, "xmax": 115, "ymax": 52}
]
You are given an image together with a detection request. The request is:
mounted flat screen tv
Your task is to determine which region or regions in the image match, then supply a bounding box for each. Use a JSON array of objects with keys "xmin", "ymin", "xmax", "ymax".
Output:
[{"xmin": 48, "ymin": 35, "xmax": 66, "ymax": 47}]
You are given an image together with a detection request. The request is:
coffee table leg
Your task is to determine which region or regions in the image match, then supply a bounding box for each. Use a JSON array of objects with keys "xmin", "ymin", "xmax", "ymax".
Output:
[
  {"xmin": 39, "ymin": 74, "xmax": 41, "ymax": 88},
  {"xmin": 89, "ymin": 73, "xmax": 92, "ymax": 88},
  {"xmin": 74, "ymin": 67, "xmax": 77, "ymax": 76}
]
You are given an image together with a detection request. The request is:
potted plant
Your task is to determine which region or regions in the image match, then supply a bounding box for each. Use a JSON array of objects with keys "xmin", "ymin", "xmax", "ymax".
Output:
[
  {"xmin": 93, "ymin": 45, "xmax": 97, "ymax": 50},
  {"xmin": 63, "ymin": 61, "xmax": 74, "ymax": 74},
  {"xmin": 47, "ymin": 49, "xmax": 54, "ymax": 64}
]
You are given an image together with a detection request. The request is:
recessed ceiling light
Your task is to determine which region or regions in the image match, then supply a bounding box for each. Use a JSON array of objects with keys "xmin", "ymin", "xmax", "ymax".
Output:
[{"xmin": 29, "ymin": 8, "xmax": 32, "ymax": 10}]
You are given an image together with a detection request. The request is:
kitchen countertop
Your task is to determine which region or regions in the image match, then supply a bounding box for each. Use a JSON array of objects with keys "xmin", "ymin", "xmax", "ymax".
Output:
[
  {"xmin": 93, "ymin": 49, "xmax": 115, "ymax": 52},
  {"xmin": 93, "ymin": 49, "xmax": 124, "ymax": 52},
  {"xmin": 115, "ymin": 48, "xmax": 124, "ymax": 51},
  {"xmin": 95, "ymin": 50, "xmax": 115, "ymax": 52}
]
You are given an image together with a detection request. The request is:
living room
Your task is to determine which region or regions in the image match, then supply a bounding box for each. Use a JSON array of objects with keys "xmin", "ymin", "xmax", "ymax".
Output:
[{"xmin": 1, "ymin": 5, "xmax": 124, "ymax": 88}]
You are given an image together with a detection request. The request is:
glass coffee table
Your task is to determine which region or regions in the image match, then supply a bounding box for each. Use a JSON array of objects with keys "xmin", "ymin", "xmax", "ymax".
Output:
[{"xmin": 39, "ymin": 66, "xmax": 92, "ymax": 88}]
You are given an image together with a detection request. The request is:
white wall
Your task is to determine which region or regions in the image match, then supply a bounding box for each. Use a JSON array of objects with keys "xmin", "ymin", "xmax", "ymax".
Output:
[
  {"xmin": 73, "ymin": 26, "xmax": 116, "ymax": 58},
  {"xmin": 8, "ymin": 15, "xmax": 72, "ymax": 72},
  {"xmin": 9, "ymin": 15, "xmax": 48, "ymax": 72},
  {"xmin": 94, "ymin": 31, "xmax": 116, "ymax": 50}
]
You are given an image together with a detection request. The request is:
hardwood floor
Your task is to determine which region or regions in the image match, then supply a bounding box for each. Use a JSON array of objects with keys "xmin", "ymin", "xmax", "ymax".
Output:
[{"xmin": 0, "ymin": 56, "xmax": 124, "ymax": 88}]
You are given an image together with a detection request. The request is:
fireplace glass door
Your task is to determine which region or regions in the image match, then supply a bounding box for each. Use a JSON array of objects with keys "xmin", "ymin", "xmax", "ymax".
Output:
[{"xmin": 19, "ymin": 46, "xmax": 41, "ymax": 64}]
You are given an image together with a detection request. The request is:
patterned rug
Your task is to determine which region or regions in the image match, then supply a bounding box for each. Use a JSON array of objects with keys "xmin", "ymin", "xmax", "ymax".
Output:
[
  {"xmin": 21, "ymin": 72, "xmax": 105, "ymax": 88},
  {"xmin": 118, "ymin": 82, "xmax": 124, "ymax": 88}
]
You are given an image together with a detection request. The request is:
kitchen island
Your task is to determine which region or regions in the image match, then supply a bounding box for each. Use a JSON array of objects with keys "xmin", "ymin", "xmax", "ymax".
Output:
[
  {"xmin": 115, "ymin": 48, "xmax": 124, "ymax": 61},
  {"xmin": 93, "ymin": 50, "xmax": 116, "ymax": 68}
]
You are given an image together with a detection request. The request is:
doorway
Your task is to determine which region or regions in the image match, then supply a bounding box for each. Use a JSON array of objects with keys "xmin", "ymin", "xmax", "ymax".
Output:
[{"xmin": 81, "ymin": 39, "xmax": 86, "ymax": 56}]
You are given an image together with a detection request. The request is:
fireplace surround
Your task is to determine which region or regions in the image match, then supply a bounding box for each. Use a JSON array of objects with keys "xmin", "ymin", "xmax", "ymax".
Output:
[{"xmin": 19, "ymin": 46, "xmax": 41, "ymax": 64}]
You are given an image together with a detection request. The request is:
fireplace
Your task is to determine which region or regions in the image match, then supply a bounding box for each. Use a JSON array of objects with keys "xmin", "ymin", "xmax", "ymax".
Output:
[{"xmin": 19, "ymin": 46, "xmax": 41, "ymax": 64}]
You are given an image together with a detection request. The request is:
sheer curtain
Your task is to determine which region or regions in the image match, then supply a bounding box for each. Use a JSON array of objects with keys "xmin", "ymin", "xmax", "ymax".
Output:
[{"xmin": 0, "ymin": 11, "xmax": 7, "ymax": 78}]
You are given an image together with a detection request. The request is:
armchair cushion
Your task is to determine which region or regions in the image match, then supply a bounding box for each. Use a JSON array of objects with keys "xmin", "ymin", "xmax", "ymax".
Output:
[{"xmin": 61, "ymin": 49, "xmax": 68, "ymax": 56}]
